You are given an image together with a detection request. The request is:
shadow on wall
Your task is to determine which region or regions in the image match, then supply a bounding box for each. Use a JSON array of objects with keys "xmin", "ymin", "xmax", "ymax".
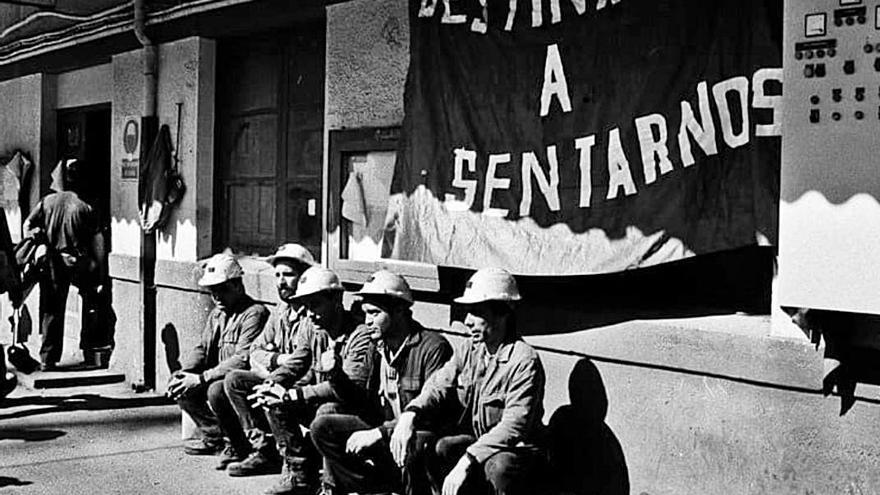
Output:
[
  {"xmin": 547, "ymin": 358, "xmax": 629, "ymax": 495},
  {"xmin": 785, "ymin": 308, "xmax": 880, "ymax": 416},
  {"xmin": 441, "ymin": 246, "xmax": 776, "ymax": 335},
  {"xmin": 161, "ymin": 323, "xmax": 182, "ymax": 375},
  {"xmin": 0, "ymin": 477, "xmax": 32, "ymax": 488}
]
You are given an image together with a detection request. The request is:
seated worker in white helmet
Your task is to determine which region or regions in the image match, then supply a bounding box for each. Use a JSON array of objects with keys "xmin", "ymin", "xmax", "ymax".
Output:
[
  {"xmin": 168, "ymin": 252, "xmax": 270, "ymax": 457},
  {"xmin": 309, "ymin": 270, "xmax": 453, "ymax": 495},
  {"xmin": 220, "ymin": 244, "xmax": 316, "ymax": 475},
  {"xmin": 392, "ymin": 268, "xmax": 546, "ymax": 495},
  {"xmin": 249, "ymin": 266, "xmax": 375, "ymax": 495}
]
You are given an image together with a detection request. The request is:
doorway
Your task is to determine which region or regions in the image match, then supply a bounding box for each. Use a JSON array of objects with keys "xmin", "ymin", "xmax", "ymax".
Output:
[{"xmin": 56, "ymin": 104, "xmax": 112, "ymax": 239}]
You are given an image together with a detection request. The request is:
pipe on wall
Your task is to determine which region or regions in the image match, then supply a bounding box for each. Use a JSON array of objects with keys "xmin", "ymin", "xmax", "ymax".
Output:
[{"xmin": 133, "ymin": 0, "xmax": 158, "ymax": 390}]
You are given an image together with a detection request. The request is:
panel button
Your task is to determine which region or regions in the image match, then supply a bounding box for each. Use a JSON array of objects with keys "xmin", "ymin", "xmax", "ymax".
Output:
[
  {"xmin": 832, "ymin": 111, "xmax": 842, "ymax": 121},
  {"xmin": 874, "ymin": 57, "xmax": 880, "ymax": 71},
  {"xmin": 796, "ymin": 51, "xmax": 804, "ymax": 60},
  {"xmin": 815, "ymin": 63, "xmax": 826, "ymax": 77},
  {"xmin": 844, "ymin": 60, "xmax": 856, "ymax": 74},
  {"xmin": 855, "ymin": 87, "xmax": 866, "ymax": 101},
  {"xmin": 855, "ymin": 110, "xmax": 865, "ymax": 120},
  {"xmin": 865, "ymin": 44, "xmax": 874, "ymax": 53},
  {"xmin": 810, "ymin": 109, "xmax": 821, "ymax": 123},
  {"xmin": 804, "ymin": 65, "xmax": 815, "ymax": 78},
  {"xmin": 810, "ymin": 95, "xmax": 820, "ymax": 105},
  {"xmin": 827, "ymin": 48, "xmax": 836, "ymax": 57},
  {"xmin": 846, "ymin": 16, "xmax": 855, "ymax": 25},
  {"xmin": 833, "ymin": 88, "xmax": 843, "ymax": 102}
]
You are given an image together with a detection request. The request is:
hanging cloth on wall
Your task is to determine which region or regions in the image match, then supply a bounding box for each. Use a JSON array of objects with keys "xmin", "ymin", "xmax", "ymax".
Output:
[
  {"xmin": 341, "ymin": 170, "xmax": 368, "ymax": 226},
  {"xmin": 138, "ymin": 124, "xmax": 186, "ymax": 233}
]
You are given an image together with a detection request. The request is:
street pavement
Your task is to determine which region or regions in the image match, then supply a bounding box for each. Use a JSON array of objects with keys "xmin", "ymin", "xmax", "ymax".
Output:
[{"xmin": 0, "ymin": 381, "xmax": 280, "ymax": 495}]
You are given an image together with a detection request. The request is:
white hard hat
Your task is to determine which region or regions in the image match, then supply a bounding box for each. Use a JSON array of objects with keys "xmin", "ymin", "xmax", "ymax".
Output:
[
  {"xmin": 293, "ymin": 266, "xmax": 344, "ymax": 299},
  {"xmin": 265, "ymin": 243, "xmax": 316, "ymax": 267},
  {"xmin": 355, "ymin": 270, "xmax": 413, "ymax": 305},
  {"xmin": 198, "ymin": 253, "xmax": 244, "ymax": 287},
  {"xmin": 454, "ymin": 268, "xmax": 521, "ymax": 304}
]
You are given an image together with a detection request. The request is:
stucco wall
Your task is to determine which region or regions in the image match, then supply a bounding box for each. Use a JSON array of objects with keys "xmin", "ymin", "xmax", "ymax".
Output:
[
  {"xmin": 108, "ymin": 37, "xmax": 216, "ymax": 383},
  {"xmin": 325, "ymin": 0, "xmax": 409, "ymax": 130},
  {"xmin": 56, "ymin": 63, "xmax": 112, "ymax": 110}
]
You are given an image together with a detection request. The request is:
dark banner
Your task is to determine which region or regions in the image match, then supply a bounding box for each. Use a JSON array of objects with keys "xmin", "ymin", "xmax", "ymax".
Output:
[{"xmin": 388, "ymin": 0, "xmax": 782, "ymax": 274}]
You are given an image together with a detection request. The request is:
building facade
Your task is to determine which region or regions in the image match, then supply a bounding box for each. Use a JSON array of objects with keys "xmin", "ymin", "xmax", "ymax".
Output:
[{"xmin": 1, "ymin": 0, "xmax": 879, "ymax": 493}]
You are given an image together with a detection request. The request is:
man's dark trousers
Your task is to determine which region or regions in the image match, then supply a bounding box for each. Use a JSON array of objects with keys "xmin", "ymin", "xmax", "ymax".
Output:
[
  {"xmin": 428, "ymin": 434, "xmax": 546, "ymax": 495},
  {"xmin": 310, "ymin": 413, "xmax": 436, "ymax": 495},
  {"xmin": 224, "ymin": 370, "xmax": 274, "ymax": 452},
  {"xmin": 38, "ymin": 255, "xmax": 102, "ymax": 365},
  {"xmin": 177, "ymin": 378, "xmax": 248, "ymax": 449}
]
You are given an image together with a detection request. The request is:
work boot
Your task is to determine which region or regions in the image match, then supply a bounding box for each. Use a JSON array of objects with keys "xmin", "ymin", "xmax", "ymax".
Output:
[
  {"xmin": 227, "ymin": 450, "xmax": 281, "ymax": 477},
  {"xmin": 216, "ymin": 443, "xmax": 249, "ymax": 470},
  {"xmin": 183, "ymin": 438, "xmax": 224, "ymax": 456},
  {"xmin": 264, "ymin": 456, "xmax": 315, "ymax": 495}
]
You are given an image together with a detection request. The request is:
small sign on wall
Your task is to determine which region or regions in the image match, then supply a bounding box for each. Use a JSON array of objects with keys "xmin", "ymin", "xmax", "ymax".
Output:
[{"xmin": 121, "ymin": 116, "xmax": 139, "ymax": 180}]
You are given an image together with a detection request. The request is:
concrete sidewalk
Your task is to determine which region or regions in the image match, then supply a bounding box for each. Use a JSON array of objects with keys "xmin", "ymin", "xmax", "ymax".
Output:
[{"xmin": 0, "ymin": 382, "xmax": 281, "ymax": 495}]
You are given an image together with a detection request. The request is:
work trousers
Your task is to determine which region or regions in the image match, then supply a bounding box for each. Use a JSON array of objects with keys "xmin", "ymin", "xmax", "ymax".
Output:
[
  {"xmin": 38, "ymin": 255, "xmax": 105, "ymax": 364},
  {"xmin": 224, "ymin": 370, "xmax": 274, "ymax": 453},
  {"xmin": 176, "ymin": 378, "xmax": 247, "ymax": 448},
  {"xmin": 310, "ymin": 413, "xmax": 436, "ymax": 495},
  {"xmin": 429, "ymin": 434, "xmax": 546, "ymax": 495}
]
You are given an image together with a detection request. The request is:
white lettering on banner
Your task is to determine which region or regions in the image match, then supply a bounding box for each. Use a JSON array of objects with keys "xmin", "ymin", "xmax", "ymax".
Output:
[
  {"xmin": 419, "ymin": 0, "xmax": 437, "ymax": 18},
  {"xmin": 575, "ymin": 135, "xmax": 595, "ymax": 208},
  {"xmin": 443, "ymin": 68, "xmax": 782, "ymax": 216},
  {"xmin": 520, "ymin": 146, "xmax": 561, "ymax": 217},
  {"xmin": 442, "ymin": 0, "xmax": 467, "ymax": 24},
  {"xmin": 531, "ymin": 0, "xmax": 543, "ymax": 27},
  {"xmin": 505, "ymin": 0, "xmax": 517, "ymax": 31},
  {"xmin": 752, "ymin": 68, "xmax": 783, "ymax": 137},
  {"xmin": 484, "ymin": 153, "xmax": 512, "ymax": 217},
  {"xmin": 418, "ymin": 0, "xmax": 624, "ymax": 30},
  {"xmin": 540, "ymin": 44, "xmax": 572, "ymax": 117},
  {"xmin": 596, "ymin": 0, "xmax": 621, "ymax": 11},
  {"xmin": 635, "ymin": 113, "xmax": 673, "ymax": 185},
  {"xmin": 470, "ymin": 0, "xmax": 488, "ymax": 33},
  {"xmin": 678, "ymin": 81, "xmax": 718, "ymax": 167},
  {"xmin": 606, "ymin": 128, "xmax": 637, "ymax": 199},
  {"xmin": 449, "ymin": 148, "xmax": 478, "ymax": 209},
  {"xmin": 550, "ymin": 0, "xmax": 562, "ymax": 23},
  {"xmin": 712, "ymin": 76, "xmax": 750, "ymax": 149}
]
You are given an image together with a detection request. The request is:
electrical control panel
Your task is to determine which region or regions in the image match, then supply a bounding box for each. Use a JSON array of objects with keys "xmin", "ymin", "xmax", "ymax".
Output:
[{"xmin": 779, "ymin": 0, "xmax": 880, "ymax": 314}]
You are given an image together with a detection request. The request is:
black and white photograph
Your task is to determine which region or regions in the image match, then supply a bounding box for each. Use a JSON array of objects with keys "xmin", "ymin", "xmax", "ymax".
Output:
[{"xmin": 1, "ymin": 0, "xmax": 879, "ymax": 493}]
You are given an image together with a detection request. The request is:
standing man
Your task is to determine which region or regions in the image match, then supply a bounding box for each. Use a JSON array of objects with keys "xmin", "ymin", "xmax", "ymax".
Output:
[
  {"xmin": 220, "ymin": 243, "xmax": 316, "ymax": 474},
  {"xmin": 250, "ymin": 266, "xmax": 376, "ymax": 495},
  {"xmin": 168, "ymin": 252, "xmax": 270, "ymax": 457},
  {"xmin": 392, "ymin": 268, "xmax": 546, "ymax": 495},
  {"xmin": 24, "ymin": 159, "xmax": 106, "ymax": 370},
  {"xmin": 310, "ymin": 270, "xmax": 453, "ymax": 495}
]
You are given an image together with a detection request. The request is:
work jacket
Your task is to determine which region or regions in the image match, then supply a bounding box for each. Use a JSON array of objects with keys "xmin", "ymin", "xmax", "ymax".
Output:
[
  {"xmin": 406, "ymin": 337, "xmax": 545, "ymax": 464},
  {"xmin": 298, "ymin": 323, "xmax": 376, "ymax": 405},
  {"xmin": 326, "ymin": 318, "xmax": 452, "ymax": 430},
  {"xmin": 180, "ymin": 294, "xmax": 269, "ymax": 383},
  {"xmin": 249, "ymin": 302, "xmax": 310, "ymax": 383},
  {"xmin": 286, "ymin": 311, "xmax": 376, "ymax": 405}
]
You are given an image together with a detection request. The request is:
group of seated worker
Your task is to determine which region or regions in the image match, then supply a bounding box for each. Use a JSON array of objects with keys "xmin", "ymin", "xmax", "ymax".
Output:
[{"xmin": 167, "ymin": 243, "xmax": 547, "ymax": 495}]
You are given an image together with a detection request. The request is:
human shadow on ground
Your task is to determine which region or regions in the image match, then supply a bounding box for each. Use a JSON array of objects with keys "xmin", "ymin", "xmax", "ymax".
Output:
[
  {"xmin": 547, "ymin": 358, "xmax": 629, "ymax": 495},
  {"xmin": 0, "ymin": 476, "xmax": 32, "ymax": 488},
  {"xmin": 0, "ymin": 428, "xmax": 65, "ymax": 442},
  {"xmin": 0, "ymin": 394, "xmax": 172, "ymax": 421}
]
